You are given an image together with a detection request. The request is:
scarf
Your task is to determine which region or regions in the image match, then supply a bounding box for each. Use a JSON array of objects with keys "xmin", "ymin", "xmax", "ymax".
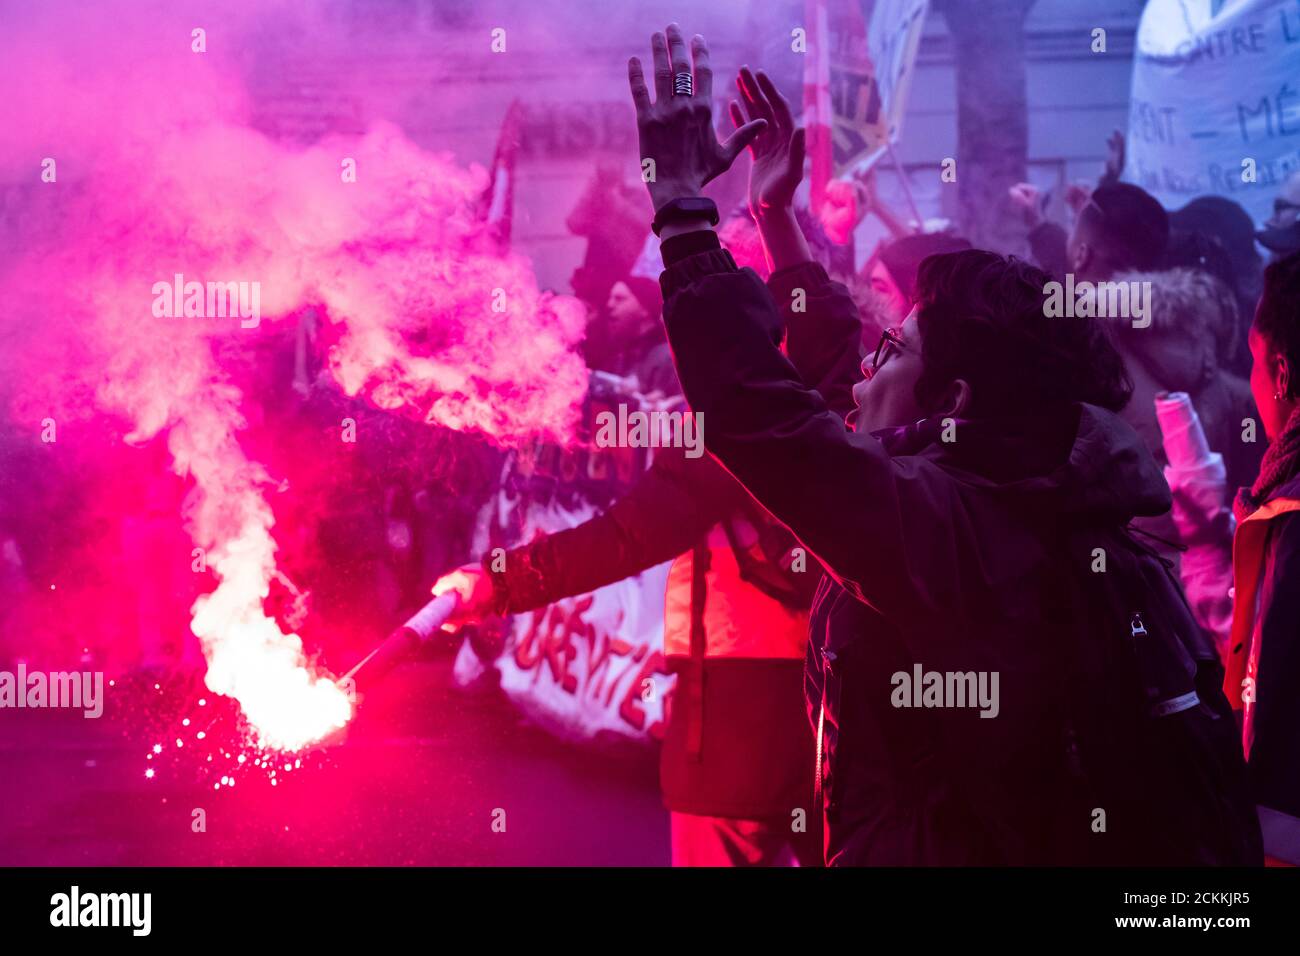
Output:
[{"xmin": 1235, "ymin": 404, "xmax": 1300, "ymax": 523}]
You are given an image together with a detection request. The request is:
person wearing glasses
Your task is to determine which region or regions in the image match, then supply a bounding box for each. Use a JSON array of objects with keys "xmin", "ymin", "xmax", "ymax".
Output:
[
  {"xmin": 433, "ymin": 52, "xmax": 863, "ymax": 866},
  {"xmin": 631, "ymin": 26, "xmax": 1259, "ymax": 865}
]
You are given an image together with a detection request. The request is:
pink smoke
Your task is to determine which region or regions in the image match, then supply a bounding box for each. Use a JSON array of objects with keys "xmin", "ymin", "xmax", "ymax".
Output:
[{"xmin": 0, "ymin": 1, "xmax": 587, "ymax": 750}]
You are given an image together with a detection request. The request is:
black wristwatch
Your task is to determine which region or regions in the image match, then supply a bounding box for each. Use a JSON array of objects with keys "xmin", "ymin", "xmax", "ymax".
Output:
[{"xmin": 651, "ymin": 196, "xmax": 719, "ymax": 236}]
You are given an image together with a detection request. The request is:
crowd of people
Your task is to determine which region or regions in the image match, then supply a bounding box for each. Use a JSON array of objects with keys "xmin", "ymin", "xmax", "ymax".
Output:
[
  {"xmin": 433, "ymin": 25, "xmax": 1300, "ymax": 868},
  {"xmin": 5, "ymin": 19, "xmax": 1298, "ymax": 870}
]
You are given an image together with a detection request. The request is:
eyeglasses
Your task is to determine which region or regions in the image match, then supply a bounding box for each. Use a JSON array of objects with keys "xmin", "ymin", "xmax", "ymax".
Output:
[{"xmin": 865, "ymin": 327, "xmax": 908, "ymax": 380}]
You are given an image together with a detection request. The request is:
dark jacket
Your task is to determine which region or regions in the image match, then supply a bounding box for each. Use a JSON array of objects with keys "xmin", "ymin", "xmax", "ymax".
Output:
[{"xmin": 658, "ymin": 243, "xmax": 1240, "ymax": 864}]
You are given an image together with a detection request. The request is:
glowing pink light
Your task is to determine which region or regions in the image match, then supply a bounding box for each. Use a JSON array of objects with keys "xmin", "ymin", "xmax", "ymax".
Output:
[
  {"xmin": 189, "ymin": 525, "xmax": 352, "ymax": 751},
  {"xmin": 0, "ymin": 4, "xmax": 586, "ymax": 755}
]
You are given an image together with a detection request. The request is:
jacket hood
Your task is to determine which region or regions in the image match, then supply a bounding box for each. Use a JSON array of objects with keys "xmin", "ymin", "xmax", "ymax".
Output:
[
  {"xmin": 882, "ymin": 403, "xmax": 1172, "ymax": 523},
  {"xmin": 1108, "ymin": 268, "xmax": 1235, "ymax": 393}
]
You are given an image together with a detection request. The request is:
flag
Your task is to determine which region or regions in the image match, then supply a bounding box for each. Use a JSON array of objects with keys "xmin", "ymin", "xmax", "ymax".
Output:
[
  {"xmin": 803, "ymin": 0, "xmax": 836, "ymax": 218},
  {"xmin": 803, "ymin": 0, "xmax": 930, "ymax": 197},
  {"xmin": 479, "ymin": 99, "xmax": 523, "ymax": 251}
]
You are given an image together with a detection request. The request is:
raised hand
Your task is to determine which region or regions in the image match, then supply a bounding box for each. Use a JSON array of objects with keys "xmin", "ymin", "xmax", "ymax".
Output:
[
  {"xmin": 730, "ymin": 67, "xmax": 806, "ymax": 222},
  {"xmin": 1064, "ymin": 180, "xmax": 1094, "ymax": 217},
  {"xmin": 627, "ymin": 24, "xmax": 766, "ymax": 211},
  {"xmin": 1008, "ymin": 182, "xmax": 1043, "ymax": 228},
  {"xmin": 854, "ymin": 167, "xmax": 880, "ymax": 215},
  {"xmin": 1101, "ymin": 129, "xmax": 1125, "ymax": 186}
]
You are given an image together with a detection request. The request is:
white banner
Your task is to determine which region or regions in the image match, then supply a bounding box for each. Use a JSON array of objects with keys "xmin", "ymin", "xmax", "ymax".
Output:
[
  {"xmin": 453, "ymin": 492, "xmax": 673, "ymax": 746},
  {"xmin": 1127, "ymin": 0, "xmax": 1300, "ymax": 222},
  {"xmin": 453, "ymin": 377, "xmax": 677, "ymax": 747}
]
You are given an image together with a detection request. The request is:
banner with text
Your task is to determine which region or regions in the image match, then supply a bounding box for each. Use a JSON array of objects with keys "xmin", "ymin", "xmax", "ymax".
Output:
[{"xmin": 1128, "ymin": 0, "xmax": 1300, "ymax": 223}]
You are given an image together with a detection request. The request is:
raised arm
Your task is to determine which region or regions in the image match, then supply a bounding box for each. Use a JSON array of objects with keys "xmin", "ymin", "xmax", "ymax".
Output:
[
  {"xmin": 771, "ymin": 261, "xmax": 863, "ymax": 418},
  {"xmin": 487, "ymin": 447, "xmax": 737, "ymax": 613},
  {"xmin": 727, "ymin": 65, "xmax": 862, "ymax": 416},
  {"xmin": 626, "ymin": 27, "xmax": 964, "ymax": 624}
]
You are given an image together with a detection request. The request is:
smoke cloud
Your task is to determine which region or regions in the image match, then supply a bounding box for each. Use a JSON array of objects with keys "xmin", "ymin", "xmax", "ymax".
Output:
[{"xmin": 0, "ymin": 0, "xmax": 588, "ymax": 749}]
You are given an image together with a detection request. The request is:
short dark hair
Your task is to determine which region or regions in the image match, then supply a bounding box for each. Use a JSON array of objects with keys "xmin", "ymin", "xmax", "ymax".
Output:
[
  {"xmin": 1254, "ymin": 250, "xmax": 1300, "ymax": 400},
  {"xmin": 1086, "ymin": 183, "xmax": 1170, "ymax": 272},
  {"xmin": 913, "ymin": 250, "xmax": 1133, "ymax": 417},
  {"xmin": 1168, "ymin": 196, "xmax": 1261, "ymax": 282}
]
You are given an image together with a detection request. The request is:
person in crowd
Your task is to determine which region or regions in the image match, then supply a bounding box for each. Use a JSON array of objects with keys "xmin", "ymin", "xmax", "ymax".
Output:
[
  {"xmin": 1016, "ymin": 166, "xmax": 1263, "ymax": 582},
  {"xmin": 863, "ymin": 232, "xmax": 973, "ymax": 330},
  {"xmin": 1063, "ymin": 180, "xmax": 1169, "ymax": 281},
  {"xmin": 1167, "ymin": 195, "xmax": 1263, "ymax": 375},
  {"xmin": 1105, "ymin": 260, "xmax": 1262, "ymax": 517},
  {"xmin": 1161, "ymin": 226, "xmax": 1250, "ymax": 376},
  {"xmin": 582, "ymin": 275, "xmax": 678, "ymax": 396},
  {"xmin": 1010, "ymin": 129, "xmax": 1127, "ymax": 278},
  {"xmin": 628, "ymin": 25, "xmax": 1259, "ymax": 865},
  {"xmin": 1256, "ymin": 169, "xmax": 1300, "ymax": 261},
  {"xmin": 844, "ymin": 170, "xmax": 971, "ymax": 349},
  {"xmin": 566, "ymin": 162, "xmax": 651, "ymax": 311},
  {"xmin": 1224, "ymin": 251, "xmax": 1300, "ymax": 865},
  {"xmin": 1018, "ymin": 181, "xmax": 1170, "ymax": 285},
  {"xmin": 1033, "ymin": 179, "xmax": 1263, "ymax": 559},
  {"xmin": 432, "ymin": 61, "xmax": 863, "ymax": 865}
]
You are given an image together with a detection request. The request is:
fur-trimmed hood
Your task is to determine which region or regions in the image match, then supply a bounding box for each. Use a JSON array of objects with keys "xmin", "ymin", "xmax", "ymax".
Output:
[{"xmin": 1109, "ymin": 267, "xmax": 1240, "ymax": 393}]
